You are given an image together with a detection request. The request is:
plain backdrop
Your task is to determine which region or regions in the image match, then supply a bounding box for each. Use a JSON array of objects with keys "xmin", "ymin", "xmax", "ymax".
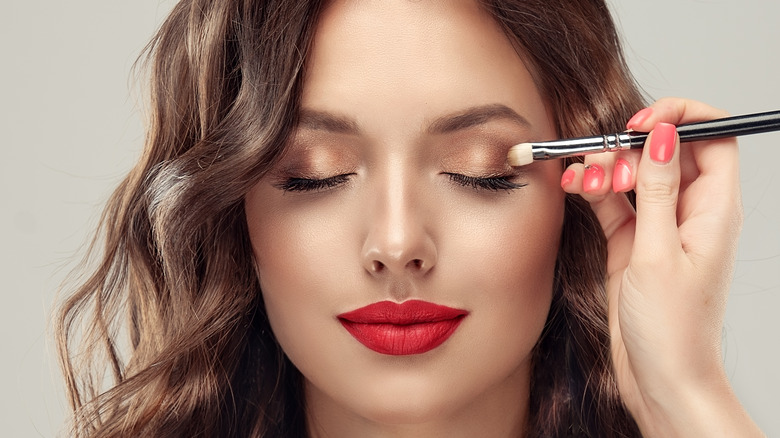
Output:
[{"xmin": 1, "ymin": 1, "xmax": 778, "ymax": 436}]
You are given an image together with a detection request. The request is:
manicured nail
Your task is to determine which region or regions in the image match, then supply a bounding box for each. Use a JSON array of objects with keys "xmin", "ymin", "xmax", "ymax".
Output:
[
  {"xmin": 583, "ymin": 164, "xmax": 604, "ymax": 193},
  {"xmin": 649, "ymin": 122, "xmax": 676, "ymax": 164},
  {"xmin": 560, "ymin": 169, "xmax": 575, "ymax": 188},
  {"xmin": 626, "ymin": 107, "xmax": 654, "ymax": 130},
  {"xmin": 612, "ymin": 159, "xmax": 632, "ymax": 192}
]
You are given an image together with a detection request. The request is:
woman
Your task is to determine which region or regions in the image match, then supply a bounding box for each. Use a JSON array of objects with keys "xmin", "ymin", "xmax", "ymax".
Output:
[{"xmin": 56, "ymin": 0, "xmax": 764, "ymax": 436}]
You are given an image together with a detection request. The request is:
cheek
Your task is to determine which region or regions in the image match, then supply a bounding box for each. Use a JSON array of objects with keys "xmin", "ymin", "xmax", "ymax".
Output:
[
  {"xmin": 244, "ymin": 186, "xmax": 360, "ymax": 365},
  {"xmin": 468, "ymin": 210, "xmax": 561, "ymax": 352},
  {"xmin": 442, "ymin": 166, "xmax": 564, "ymax": 368},
  {"xmin": 444, "ymin": 162, "xmax": 564, "ymax": 291}
]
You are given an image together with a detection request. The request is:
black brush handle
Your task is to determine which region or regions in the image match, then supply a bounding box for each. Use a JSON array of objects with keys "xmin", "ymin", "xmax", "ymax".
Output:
[{"xmin": 628, "ymin": 110, "xmax": 780, "ymax": 147}]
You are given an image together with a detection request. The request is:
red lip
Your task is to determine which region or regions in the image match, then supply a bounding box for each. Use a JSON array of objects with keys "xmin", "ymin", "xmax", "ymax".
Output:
[{"xmin": 337, "ymin": 300, "xmax": 469, "ymax": 355}]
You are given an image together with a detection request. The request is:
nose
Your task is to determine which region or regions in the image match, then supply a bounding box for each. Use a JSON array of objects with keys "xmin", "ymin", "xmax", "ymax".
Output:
[{"xmin": 361, "ymin": 178, "xmax": 437, "ymax": 278}]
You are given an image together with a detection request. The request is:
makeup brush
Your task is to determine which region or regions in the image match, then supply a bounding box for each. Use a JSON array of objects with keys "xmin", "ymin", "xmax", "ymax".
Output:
[{"xmin": 507, "ymin": 110, "xmax": 780, "ymax": 167}]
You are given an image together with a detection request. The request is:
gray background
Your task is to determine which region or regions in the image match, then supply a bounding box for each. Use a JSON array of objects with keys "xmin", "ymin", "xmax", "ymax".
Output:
[{"xmin": 1, "ymin": 1, "xmax": 778, "ymax": 436}]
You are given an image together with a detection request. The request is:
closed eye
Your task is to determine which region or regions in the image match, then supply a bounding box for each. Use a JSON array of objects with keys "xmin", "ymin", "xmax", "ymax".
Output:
[
  {"xmin": 274, "ymin": 173, "xmax": 356, "ymax": 192},
  {"xmin": 444, "ymin": 173, "xmax": 527, "ymax": 192}
]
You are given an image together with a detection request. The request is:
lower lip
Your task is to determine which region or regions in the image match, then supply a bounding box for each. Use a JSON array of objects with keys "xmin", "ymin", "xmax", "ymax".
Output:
[{"xmin": 339, "ymin": 318, "xmax": 465, "ymax": 355}]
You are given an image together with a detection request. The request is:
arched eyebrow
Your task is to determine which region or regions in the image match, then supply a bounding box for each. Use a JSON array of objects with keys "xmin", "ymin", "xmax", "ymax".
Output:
[
  {"xmin": 295, "ymin": 103, "xmax": 531, "ymax": 135},
  {"xmin": 297, "ymin": 109, "xmax": 360, "ymax": 134},
  {"xmin": 427, "ymin": 104, "xmax": 532, "ymax": 134}
]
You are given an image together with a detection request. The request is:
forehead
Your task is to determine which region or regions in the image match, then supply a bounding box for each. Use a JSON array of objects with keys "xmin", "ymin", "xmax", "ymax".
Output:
[{"xmin": 302, "ymin": 0, "xmax": 549, "ymax": 132}]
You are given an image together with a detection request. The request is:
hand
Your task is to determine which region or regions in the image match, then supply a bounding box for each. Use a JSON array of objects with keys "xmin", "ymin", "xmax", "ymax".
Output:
[{"xmin": 561, "ymin": 98, "xmax": 763, "ymax": 437}]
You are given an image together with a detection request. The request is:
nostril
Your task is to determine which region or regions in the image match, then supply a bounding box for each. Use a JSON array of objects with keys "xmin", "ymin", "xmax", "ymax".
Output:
[
  {"xmin": 366, "ymin": 258, "xmax": 430, "ymax": 275},
  {"xmin": 372, "ymin": 260, "xmax": 385, "ymax": 272}
]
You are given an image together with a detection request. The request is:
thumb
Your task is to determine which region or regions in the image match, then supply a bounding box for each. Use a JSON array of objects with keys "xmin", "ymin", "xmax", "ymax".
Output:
[{"xmin": 633, "ymin": 122, "xmax": 683, "ymax": 257}]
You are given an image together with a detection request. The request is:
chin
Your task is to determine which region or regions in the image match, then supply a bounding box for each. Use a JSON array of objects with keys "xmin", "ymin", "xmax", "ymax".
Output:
[
  {"xmin": 350, "ymin": 383, "xmax": 457, "ymax": 426},
  {"xmin": 306, "ymin": 364, "xmax": 472, "ymax": 426}
]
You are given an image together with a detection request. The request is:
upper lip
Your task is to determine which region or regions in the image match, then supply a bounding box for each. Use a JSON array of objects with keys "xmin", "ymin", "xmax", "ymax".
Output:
[{"xmin": 337, "ymin": 300, "xmax": 469, "ymax": 324}]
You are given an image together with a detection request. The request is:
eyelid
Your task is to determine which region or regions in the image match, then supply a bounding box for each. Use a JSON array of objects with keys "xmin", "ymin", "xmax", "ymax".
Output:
[
  {"xmin": 443, "ymin": 172, "xmax": 527, "ymax": 191},
  {"xmin": 272, "ymin": 173, "xmax": 356, "ymax": 192}
]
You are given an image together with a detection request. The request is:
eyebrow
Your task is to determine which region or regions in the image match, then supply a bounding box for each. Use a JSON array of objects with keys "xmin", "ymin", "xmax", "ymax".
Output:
[
  {"xmin": 297, "ymin": 109, "xmax": 360, "ymax": 134},
  {"xmin": 427, "ymin": 104, "xmax": 532, "ymax": 134},
  {"xmin": 296, "ymin": 103, "xmax": 532, "ymax": 135}
]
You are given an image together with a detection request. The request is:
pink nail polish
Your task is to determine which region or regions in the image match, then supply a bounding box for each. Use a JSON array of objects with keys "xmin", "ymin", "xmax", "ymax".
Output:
[
  {"xmin": 560, "ymin": 169, "xmax": 575, "ymax": 188},
  {"xmin": 649, "ymin": 123, "xmax": 676, "ymax": 164},
  {"xmin": 583, "ymin": 164, "xmax": 604, "ymax": 193},
  {"xmin": 612, "ymin": 159, "xmax": 632, "ymax": 192},
  {"xmin": 626, "ymin": 107, "xmax": 653, "ymax": 130}
]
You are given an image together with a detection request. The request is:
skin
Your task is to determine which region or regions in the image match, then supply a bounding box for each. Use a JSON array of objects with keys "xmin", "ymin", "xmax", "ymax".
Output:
[
  {"xmin": 245, "ymin": 0, "xmax": 765, "ymax": 436},
  {"xmin": 565, "ymin": 101, "xmax": 763, "ymax": 437},
  {"xmin": 245, "ymin": 0, "xmax": 564, "ymax": 436}
]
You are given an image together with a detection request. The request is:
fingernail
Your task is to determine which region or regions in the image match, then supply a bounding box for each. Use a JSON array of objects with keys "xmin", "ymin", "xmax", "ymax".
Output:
[
  {"xmin": 626, "ymin": 107, "xmax": 654, "ymax": 130},
  {"xmin": 612, "ymin": 159, "xmax": 632, "ymax": 192},
  {"xmin": 649, "ymin": 122, "xmax": 676, "ymax": 164},
  {"xmin": 560, "ymin": 169, "xmax": 575, "ymax": 188},
  {"xmin": 583, "ymin": 164, "xmax": 604, "ymax": 193}
]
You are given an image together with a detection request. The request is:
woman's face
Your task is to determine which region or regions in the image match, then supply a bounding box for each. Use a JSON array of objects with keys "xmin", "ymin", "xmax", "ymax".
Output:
[{"xmin": 245, "ymin": 0, "xmax": 565, "ymax": 430}]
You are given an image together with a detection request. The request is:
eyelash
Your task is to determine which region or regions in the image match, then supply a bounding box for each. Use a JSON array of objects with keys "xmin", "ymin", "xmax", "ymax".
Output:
[
  {"xmin": 275, "ymin": 172, "xmax": 526, "ymax": 193},
  {"xmin": 275, "ymin": 174, "xmax": 356, "ymax": 192},
  {"xmin": 444, "ymin": 173, "xmax": 527, "ymax": 192}
]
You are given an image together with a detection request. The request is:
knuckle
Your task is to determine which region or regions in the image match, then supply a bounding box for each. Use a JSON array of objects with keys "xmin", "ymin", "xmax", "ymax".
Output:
[{"xmin": 636, "ymin": 179, "xmax": 678, "ymax": 206}]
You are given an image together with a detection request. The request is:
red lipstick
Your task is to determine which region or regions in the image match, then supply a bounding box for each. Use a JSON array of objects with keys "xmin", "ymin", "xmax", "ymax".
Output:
[{"xmin": 337, "ymin": 300, "xmax": 468, "ymax": 355}]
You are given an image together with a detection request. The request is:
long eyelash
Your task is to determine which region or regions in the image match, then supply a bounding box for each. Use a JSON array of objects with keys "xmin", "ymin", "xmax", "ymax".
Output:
[
  {"xmin": 445, "ymin": 173, "xmax": 527, "ymax": 192},
  {"xmin": 276, "ymin": 174, "xmax": 354, "ymax": 192},
  {"xmin": 275, "ymin": 172, "xmax": 524, "ymax": 192}
]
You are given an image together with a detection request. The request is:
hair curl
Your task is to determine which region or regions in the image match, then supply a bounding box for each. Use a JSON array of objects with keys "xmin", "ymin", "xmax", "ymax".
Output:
[{"xmin": 56, "ymin": 1, "xmax": 645, "ymax": 436}]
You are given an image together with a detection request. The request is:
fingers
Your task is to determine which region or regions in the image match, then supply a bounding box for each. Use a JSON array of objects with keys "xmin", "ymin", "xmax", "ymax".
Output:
[
  {"xmin": 561, "ymin": 150, "xmax": 640, "ymax": 242},
  {"xmin": 562, "ymin": 97, "xmax": 735, "ymax": 206},
  {"xmin": 626, "ymin": 99, "xmax": 739, "ymax": 199},
  {"xmin": 562, "ymin": 122, "xmax": 683, "ymax": 254},
  {"xmin": 626, "ymin": 97, "xmax": 730, "ymax": 132},
  {"xmin": 632, "ymin": 123, "xmax": 683, "ymax": 256},
  {"xmin": 612, "ymin": 158, "xmax": 635, "ymax": 193},
  {"xmin": 561, "ymin": 153, "xmax": 639, "ymax": 277},
  {"xmin": 625, "ymin": 99, "xmax": 742, "ymax": 251},
  {"xmin": 562, "ymin": 97, "xmax": 742, "ymax": 264}
]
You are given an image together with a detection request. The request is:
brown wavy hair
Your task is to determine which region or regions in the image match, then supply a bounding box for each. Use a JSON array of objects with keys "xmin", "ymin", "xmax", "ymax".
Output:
[{"xmin": 56, "ymin": 0, "xmax": 645, "ymax": 436}]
